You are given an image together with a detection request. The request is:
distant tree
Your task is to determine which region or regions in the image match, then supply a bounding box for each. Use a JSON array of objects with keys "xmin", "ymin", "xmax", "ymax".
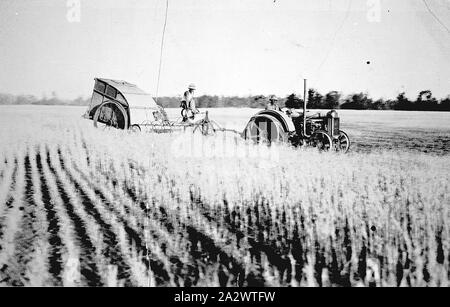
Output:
[
  {"xmin": 226, "ymin": 96, "xmax": 249, "ymax": 107},
  {"xmin": 0, "ymin": 93, "xmax": 17, "ymax": 105},
  {"xmin": 16, "ymin": 95, "xmax": 37, "ymax": 105},
  {"xmin": 284, "ymin": 93, "xmax": 303, "ymax": 109},
  {"xmin": 384, "ymin": 99, "xmax": 396, "ymax": 110},
  {"xmin": 252, "ymin": 95, "xmax": 266, "ymax": 108},
  {"xmin": 216, "ymin": 96, "xmax": 226, "ymax": 108},
  {"xmin": 392, "ymin": 92, "xmax": 413, "ymax": 110},
  {"xmin": 371, "ymin": 98, "xmax": 389, "ymax": 110},
  {"xmin": 323, "ymin": 91, "xmax": 341, "ymax": 109},
  {"xmin": 341, "ymin": 93, "xmax": 373, "ymax": 110},
  {"xmin": 197, "ymin": 95, "xmax": 219, "ymax": 108},
  {"xmin": 156, "ymin": 96, "xmax": 180, "ymax": 108},
  {"xmin": 416, "ymin": 90, "xmax": 438, "ymax": 111},
  {"xmin": 37, "ymin": 91, "xmax": 63, "ymax": 105},
  {"xmin": 439, "ymin": 96, "xmax": 450, "ymax": 111},
  {"xmin": 72, "ymin": 96, "xmax": 90, "ymax": 106},
  {"xmin": 307, "ymin": 89, "xmax": 323, "ymax": 108}
]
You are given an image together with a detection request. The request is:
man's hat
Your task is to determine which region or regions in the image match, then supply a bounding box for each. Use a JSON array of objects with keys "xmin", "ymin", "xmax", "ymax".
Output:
[
  {"xmin": 188, "ymin": 83, "xmax": 196, "ymax": 90},
  {"xmin": 269, "ymin": 95, "xmax": 278, "ymax": 101}
]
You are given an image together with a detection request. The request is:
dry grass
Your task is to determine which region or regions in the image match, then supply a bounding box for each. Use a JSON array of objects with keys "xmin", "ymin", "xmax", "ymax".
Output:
[{"xmin": 0, "ymin": 106, "xmax": 448, "ymax": 286}]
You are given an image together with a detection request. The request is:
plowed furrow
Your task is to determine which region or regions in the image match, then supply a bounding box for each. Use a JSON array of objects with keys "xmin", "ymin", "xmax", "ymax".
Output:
[
  {"xmin": 45, "ymin": 150, "xmax": 102, "ymax": 286},
  {"xmin": 123, "ymin": 182, "xmax": 246, "ymax": 286},
  {"xmin": 56, "ymin": 149, "xmax": 133, "ymax": 286},
  {"xmin": 0, "ymin": 161, "xmax": 18, "ymax": 248},
  {"xmin": 0, "ymin": 155, "xmax": 23, "ymax": 285},
  {"xmin": 6, "ymin": 154, "xmax": 39, "ymax": 286},
  {"xmin": 73, "ymin": 154, "xmax": 252, "ymax": 286},
  {"xmin": 98, "ymin": 171, "xmax": 222, "ymax": 286},
  {"xmin": 80, "ymin": 138, "xmax": 91, "ymax": 167},
  {"xmin": 36, "ymin": 152, "xmax": 63, "ymax": 284},
  {"xmin": 0, "ymin": 155, "xmax": 7, "ymax": 178},
  {"xmin": 195, "ymin": 198, "xmax": 286, "ymax": 270},
  {"xmin": 83, "ymin": 184, "xmax": 170, "ymax": 285},
  {"xmin": 63, "ymin": 153, "xmax": 172, "ymax": 285},
  {"xmin": 124, "ymin": 162, "xmax": 273, "ymax": 285}
]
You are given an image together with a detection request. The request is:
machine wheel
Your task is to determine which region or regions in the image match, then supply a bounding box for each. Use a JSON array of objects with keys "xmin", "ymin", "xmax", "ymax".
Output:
[
  {"xmin": 335, "ymin": 130, "xmax": 350, "ymax": 153},
  {"xmin": 130, "ymin": 124, "xmax": 141, "ymax": 132},
  {"xmin": 93, "ymin": 101, "xmax": 128, "ymax": 130},
  {"xmin": 193, "ymin": 120, "xmax": 214, "ymax": 136},
  {"xmin": 244, "ymin": 114, "xmax": 287, "ymax": 144},
  {"xmin": 309, "ymin": 130, "xmax": 332, "ymax": 151}
]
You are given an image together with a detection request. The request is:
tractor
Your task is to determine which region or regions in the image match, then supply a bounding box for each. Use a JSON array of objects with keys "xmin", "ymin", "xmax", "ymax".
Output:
[{"xmin": 243, "ymin": 80, "xmax": 350, "ymax": 152}]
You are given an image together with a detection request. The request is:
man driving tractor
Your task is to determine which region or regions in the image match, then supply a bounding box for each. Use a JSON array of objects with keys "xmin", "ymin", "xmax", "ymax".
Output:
[
  {"xmin": 265, "ymin": 95, "xmax": 281, "ymax": 111},
  {"xmin": 180, "ymin": 83, "xmax": 199, "ymax": 121}
]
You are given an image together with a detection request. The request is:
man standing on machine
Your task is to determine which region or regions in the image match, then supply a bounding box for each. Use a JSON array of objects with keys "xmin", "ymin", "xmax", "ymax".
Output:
[{"xmin": 180, "ymin": 83, "xmax": 199, "ymax": 121}]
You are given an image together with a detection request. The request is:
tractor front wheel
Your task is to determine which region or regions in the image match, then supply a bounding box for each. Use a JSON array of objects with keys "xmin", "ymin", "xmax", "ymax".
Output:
[{"xmin": 335, "ymin": 130, "xmax": 350, "ymax": 153}]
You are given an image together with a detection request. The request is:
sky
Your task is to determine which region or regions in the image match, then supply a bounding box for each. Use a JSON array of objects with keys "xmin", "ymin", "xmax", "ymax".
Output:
[{"xmin": 0, "ymin": 0, "xmax": 449, "ymax": 100}]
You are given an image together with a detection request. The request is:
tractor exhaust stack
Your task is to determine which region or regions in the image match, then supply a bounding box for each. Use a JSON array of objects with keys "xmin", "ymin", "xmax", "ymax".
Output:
[{"xmin": 303, "ymin": 78, "xmax": 307, "ymax": 137}]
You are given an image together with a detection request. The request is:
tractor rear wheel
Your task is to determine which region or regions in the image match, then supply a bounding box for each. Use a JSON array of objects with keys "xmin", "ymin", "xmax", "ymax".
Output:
[
  {"xmin": 244, "ymin": 114, "xmax": 287, "ymax": 144},
  {"xmin": 309, "ymin": 130, "xmax": 332, "ymax": 151},
  {"xmin": 93, "ymin": 101, "xmax": 128, "ymax": 130}
]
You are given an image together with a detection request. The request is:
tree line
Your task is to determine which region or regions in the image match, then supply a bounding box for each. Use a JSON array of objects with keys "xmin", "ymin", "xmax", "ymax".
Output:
[
  {"xmin": 0, "ymin": 93, "xmax": 89, "ymax": 106},
  {"xmin": 1, "ymin": 90, "xmax": 450, "ymax": 111},
  {"xmin": 153, "ymin": 90, "xmax": 450, "ymax": 111},
  {"xmin": 304, "ymin": 89, "xmax": 450, "ymax": 111}
]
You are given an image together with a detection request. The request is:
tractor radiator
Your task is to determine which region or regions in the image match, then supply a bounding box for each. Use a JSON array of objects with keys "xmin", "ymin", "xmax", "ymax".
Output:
[{"xmin": 328, "ymin": 118, "xmax": 340, "ymax": 136}]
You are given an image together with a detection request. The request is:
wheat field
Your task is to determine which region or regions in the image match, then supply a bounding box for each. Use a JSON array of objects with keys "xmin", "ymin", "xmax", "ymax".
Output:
[{"xmin": 0, "ymin": 106, "xmax": 449, "ymax": 286}]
